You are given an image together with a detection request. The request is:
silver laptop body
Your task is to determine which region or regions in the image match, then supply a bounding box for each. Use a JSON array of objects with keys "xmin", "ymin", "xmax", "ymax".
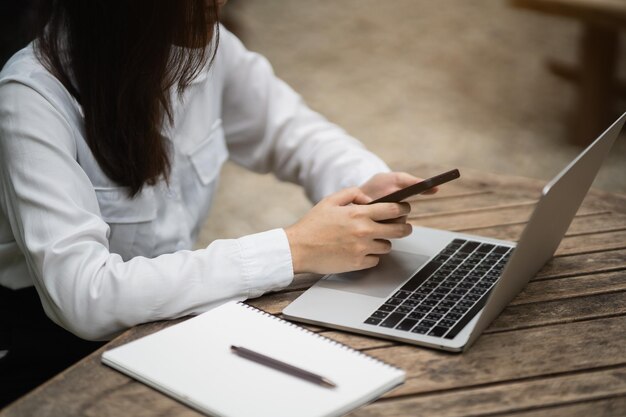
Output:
[{"xmin": 283, "ymin": 113, "xmax": 626, "ymax": 352}]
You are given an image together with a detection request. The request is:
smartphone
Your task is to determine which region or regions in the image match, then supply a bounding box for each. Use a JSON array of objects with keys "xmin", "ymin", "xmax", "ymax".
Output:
[{"xmin": 367, "ymin": 169, "xmax": 460, "ymax": 204}]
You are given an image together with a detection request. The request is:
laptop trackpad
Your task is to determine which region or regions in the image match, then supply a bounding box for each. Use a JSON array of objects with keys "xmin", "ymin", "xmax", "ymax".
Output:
[{"xmin": 317, "ymin": 250, "xmax": 429, "ymax": 298}]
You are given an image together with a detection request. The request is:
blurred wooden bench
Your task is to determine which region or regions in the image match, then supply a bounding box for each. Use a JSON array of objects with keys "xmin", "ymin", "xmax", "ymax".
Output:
[{"xmin": 512, "ymin": 0, "xmax": 626, "ymax": 145}]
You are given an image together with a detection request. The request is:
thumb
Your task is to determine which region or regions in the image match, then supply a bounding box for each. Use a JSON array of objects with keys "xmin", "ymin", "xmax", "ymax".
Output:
[
  {"xmin": 395, "ymin": 172, "xmax": 422, "ymax": 188},
  {"xmin": 325, "ymin": 187, "xmax": 373, "ymax": 206}
]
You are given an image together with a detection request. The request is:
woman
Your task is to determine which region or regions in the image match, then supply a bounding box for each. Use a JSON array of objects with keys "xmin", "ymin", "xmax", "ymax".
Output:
[{"xmin": 0, "ymin": 0, "xmax": 426, "ymax": 404}]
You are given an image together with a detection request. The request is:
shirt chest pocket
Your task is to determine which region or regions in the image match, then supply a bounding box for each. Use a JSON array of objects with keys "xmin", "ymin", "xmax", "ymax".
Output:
[
  {"xmin": 94, "ymin": 186, "xmax": 158, "ymax": 260},
  {"xmin": 179, "ymin": 120, "xmax": 229, "ymax": 227},
  {"xmin": 188, "ymin": 119, "xmax": 229, "ymax": 186}
]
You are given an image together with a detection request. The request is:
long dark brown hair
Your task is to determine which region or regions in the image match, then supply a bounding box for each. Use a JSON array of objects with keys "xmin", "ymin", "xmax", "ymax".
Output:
[{"xmin": 35, "ymin": 0, "xmax": 219, "ymax": 196}]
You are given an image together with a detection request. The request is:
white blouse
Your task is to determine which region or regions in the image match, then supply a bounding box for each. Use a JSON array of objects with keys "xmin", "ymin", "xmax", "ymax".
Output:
[{"xmin": 0, "ymin": 27, "xmax": 390, "ymax": 340}]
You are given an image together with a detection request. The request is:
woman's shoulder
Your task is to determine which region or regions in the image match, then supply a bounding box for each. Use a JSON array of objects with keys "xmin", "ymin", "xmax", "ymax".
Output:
[
  {"xmin": 2, "ymin": 44, "xmax": 53, "ymax": 89},
  {"xmin": 0, "ymin": 44, "xmax": 82, "ymax": 129},
  {"xmin": 1, "ymin": 44, "xmax": 39, "ymax": 76},
  {"xmin": 212, "ymin": 24, "xmax": 255, "ymax": 73},
  {"xmin": 2, "ymin": 44, "xmax": 75, "ymax": 101}
]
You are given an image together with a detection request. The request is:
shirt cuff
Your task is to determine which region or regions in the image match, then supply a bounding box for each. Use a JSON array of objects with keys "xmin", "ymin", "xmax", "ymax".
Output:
[{"xmin": 237, "ymin": 228, "xmax": 294, "ymax": 298}]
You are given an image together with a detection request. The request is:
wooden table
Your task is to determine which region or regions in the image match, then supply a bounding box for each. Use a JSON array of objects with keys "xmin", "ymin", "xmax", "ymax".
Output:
[
  {"xmin": 2, "ymin": 163, "xmax": 626, "ymax": 417},
  {"xmin": 511, "ymin": 0, "xmax": 626, "ymax": 146}
]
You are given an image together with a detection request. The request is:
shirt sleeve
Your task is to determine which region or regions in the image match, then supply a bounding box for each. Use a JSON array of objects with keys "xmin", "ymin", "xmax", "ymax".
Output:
[
  {"xmin": 217, "ymin": 28, "xmax": 391, "ymax": 203},
  {"xmin": 0, "ymin": 81, "xmax": 293, "ymax": 341}
]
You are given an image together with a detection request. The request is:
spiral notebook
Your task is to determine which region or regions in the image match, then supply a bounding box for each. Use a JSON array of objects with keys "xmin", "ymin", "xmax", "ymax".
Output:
[{"xmin": 101, "ymin": 301, "xmax": 405, "ymax": 417}]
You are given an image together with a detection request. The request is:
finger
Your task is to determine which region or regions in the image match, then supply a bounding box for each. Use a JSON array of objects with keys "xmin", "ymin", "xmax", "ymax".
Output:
[
  {"xmin": 353, "ymin": 191, "xmax": 373, "ymax": 205},
  {"xmin": 359, "ymin": 255, "xmax": 380, "ymax": 270},
  {"xmin": 406, "ymin": 174, "xmax": 438, "ymax": 195},
  {"xmin": 367, "ymin": 239, "xmax": 393, "ymax": 255},
  {"xmin": 325, "ymin": 187, "xmax": 372, "ymax": 206},
  {"xmin": 379, "ymin": 215, "xmax": 408, "ymax": 224},
  {"xmin": 396, "ymin": 172, "xmax": 440, "ymax": 195},
  {"xmin": 394, "ymin": 172, "xmax": 422, "ymax": 188},
  {"xmin": 370, "ymin": 222, "xmax": 413, "ymax": 239},
  {"xmin": 364, "ymin": 202, "xmax": 411, "ymax": 221}
]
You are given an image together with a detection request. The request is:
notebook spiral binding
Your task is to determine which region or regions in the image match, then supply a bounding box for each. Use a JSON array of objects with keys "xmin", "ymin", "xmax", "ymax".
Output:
[{"xmin": 238, "ymin": 302, "xmax": 403, "ymax": 374}]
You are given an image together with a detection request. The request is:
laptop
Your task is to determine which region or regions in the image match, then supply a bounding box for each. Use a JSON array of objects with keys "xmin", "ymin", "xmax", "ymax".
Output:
[{"xmin": 283, "ymin": 112, "xmax": 626, "ymax": 352}]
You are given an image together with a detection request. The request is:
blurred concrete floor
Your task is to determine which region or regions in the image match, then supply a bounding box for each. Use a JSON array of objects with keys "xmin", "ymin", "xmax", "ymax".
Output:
[{"xmin": 196, "ymin": 0, "xmax": 626, "ymax": 247}]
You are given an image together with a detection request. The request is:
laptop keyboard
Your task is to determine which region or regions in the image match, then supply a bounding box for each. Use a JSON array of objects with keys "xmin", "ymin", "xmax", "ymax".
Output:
[{"xmin": 364, "ymin": 239, "xmax": 513, "ymax": 339}]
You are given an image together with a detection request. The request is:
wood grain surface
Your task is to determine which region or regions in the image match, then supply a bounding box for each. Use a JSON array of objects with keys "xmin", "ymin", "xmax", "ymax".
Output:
[{"xmin": 1, "ymin": 164, "xmax": 625, "ymax": 417}]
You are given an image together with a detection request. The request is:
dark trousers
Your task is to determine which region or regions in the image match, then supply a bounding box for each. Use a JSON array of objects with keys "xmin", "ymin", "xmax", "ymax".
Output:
[{"xmin": 0, "ymin": 286, "xmax": 104, "ymax": 408}]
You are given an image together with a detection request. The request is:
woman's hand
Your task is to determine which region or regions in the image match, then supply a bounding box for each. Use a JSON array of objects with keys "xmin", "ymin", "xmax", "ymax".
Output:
[
  {"xmin": 359, "ymin": 172, "xmax": 438, "ymax": 200},
  {"xmin": 284, "ymin": 187, "xmax": 412, "ymax": 275}
]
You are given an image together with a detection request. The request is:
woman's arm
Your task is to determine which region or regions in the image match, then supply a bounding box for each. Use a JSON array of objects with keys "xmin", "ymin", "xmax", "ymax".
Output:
[
  {"xmin": 215, "ymin": 28, "xmax": 424, "ymax": 275},
  {"xmin": 217, "ymin": 28, "xmax": 391, "ymax": 203},
  {"xmin": 0, "ymin": 82, "xmax": 293, "ymax": 340}
]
